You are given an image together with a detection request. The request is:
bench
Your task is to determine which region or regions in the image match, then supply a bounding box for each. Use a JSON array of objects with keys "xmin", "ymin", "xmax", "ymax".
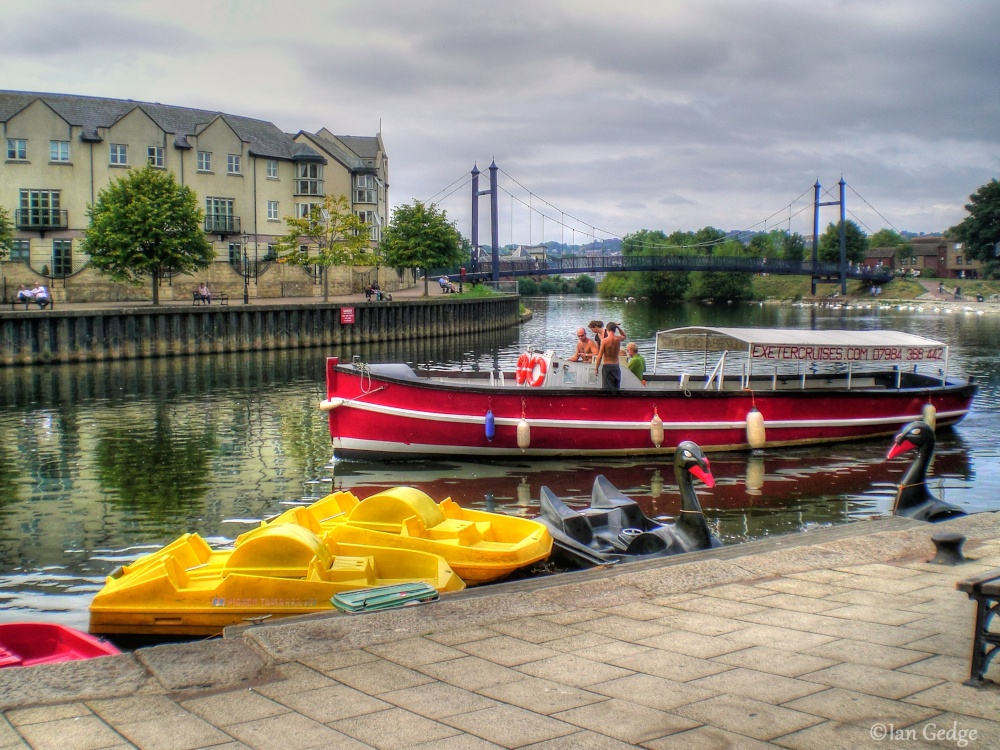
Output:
[
  {"xmin": 193, "ymin": 291, "xmax": 229, "ymax": 306},
  {"xmin": 8, "ymin": 296, "xmax": 53, "ymax": 311},
  {"xmin": 956, "ymin": 568, "xmax": 1000, "ymax": 684}
]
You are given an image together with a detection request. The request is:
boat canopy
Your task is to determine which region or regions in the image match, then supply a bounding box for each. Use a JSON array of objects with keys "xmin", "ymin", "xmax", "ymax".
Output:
[
  {"xmin": 653, "ymin": 326, "xmax": 951, "ymax": 387},
  {"xmin": 654, "ymin": 327, "xmax": 949, "ymax": 364}
]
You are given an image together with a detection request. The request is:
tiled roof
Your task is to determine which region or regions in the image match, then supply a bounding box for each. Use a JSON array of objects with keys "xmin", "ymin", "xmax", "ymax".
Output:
[{"xmin": 0, "ymin": 90, "xmax": 323, "ymax": 161}]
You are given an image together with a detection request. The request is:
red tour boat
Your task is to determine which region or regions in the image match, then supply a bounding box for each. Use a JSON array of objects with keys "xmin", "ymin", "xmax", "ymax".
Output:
[{"xmin": 321, "ymin": 326, "xmax": 976, "ymax": 461}]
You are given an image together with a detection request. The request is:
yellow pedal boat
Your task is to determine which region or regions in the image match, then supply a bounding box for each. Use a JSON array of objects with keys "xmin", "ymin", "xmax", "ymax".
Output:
[
  {"xmin": 89, "ymin": 523, "xmax": 464, "ymax": 636},
  {"xmin": 263, "ymin": 487, "xmax": 552, "ymax": 585}
]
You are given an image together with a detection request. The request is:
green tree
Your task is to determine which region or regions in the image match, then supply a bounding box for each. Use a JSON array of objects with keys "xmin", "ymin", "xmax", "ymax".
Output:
[
  {"xmin": 517, "ymin": 277, "xmax": 539, "ymax": 295},
  {"xmin": 82, "ymin": 165, "xmax": 213, "ymax": 305},
  {"xmin": 949, "ymin": 178, "xmax": 1000, "ymax": 263},
  {"xmin": 380, "ymin": 201, "xmax": 465, "ymax": 296},
  {"xmin": 0, "ymin": 206, "xmax": 13, "ymax": 260},
  {"xmin": 274, "ymin": 194, "xmax": 374, "ymax": 302},
  {"xmin": 868, "ymin": 228, "xmax": 904, "ymax": 249},
  {"xmin": 818, "ymin": 220, "xmax": 868, "ymax": 264},
  {"xmin": 620, "ymin": 228, "xmax": 691, "ymax": 302},
  {"xmin": 688, "ymin": 239, "xmax": 755, "ymax": 301},
  {"xmin": 573, "ymin": 274, "xmax": 596, "ymax": 294},
  {"xmin": 783, "ymin": 232, "xmax": 806, "ymax": 262}
]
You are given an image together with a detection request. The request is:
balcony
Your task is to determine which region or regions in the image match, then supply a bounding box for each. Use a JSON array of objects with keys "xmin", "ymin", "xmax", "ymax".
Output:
[
  {"xmin": 204, "ymin": 215, "xmax": 242, "ymax": 236},
  {"xmin": 16, "ymin": 209, "xmax": 68, "ymax": 231}
]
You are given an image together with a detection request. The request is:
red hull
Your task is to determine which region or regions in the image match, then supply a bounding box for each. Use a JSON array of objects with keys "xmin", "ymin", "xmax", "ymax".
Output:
[
  {"xmin": 324, "ymin": 358, "xmax": 976, "ymax": 460},
  {"xmin": 0, "ymin": 622, "xmax": 120, "ymax": 668}
]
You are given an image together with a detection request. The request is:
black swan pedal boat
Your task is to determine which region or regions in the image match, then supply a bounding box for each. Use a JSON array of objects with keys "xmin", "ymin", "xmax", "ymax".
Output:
[
  {"xmin": 537, "ymin": 441, "xmax": 722, "ymax": 568},
  {"xmin": 886, "ymin": 420, "xmax": 965, "ymax": 522},
  {"xmin": 321, "ymin": 327, "xmax": 976, "ymax": 460}
]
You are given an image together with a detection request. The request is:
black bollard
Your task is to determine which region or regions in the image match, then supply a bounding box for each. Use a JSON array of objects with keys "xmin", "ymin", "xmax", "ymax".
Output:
[{"xmin": 928, "ymin": 532, "xmax": 966, "ymax": 565}]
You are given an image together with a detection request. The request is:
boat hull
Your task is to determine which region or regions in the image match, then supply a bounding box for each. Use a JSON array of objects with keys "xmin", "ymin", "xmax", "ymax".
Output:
[
  {"xmin": 0, "ymin": 623, "xmax": 120, "ymax": 668},
  {"xmin": 324, "ymin": 358, "xmax": 976, "ymax": 460},
  {"xmin": 88, "ymin": 527, "xmax": 464, "ymax": 636}
]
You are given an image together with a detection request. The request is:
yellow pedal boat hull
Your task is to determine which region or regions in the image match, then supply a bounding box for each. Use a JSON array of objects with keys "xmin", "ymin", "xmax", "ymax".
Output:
[
  {"xmin": 264, "ymin": 487, "xmax": 553, "ymax": 585},
  {"xmin": 89, "ymin": 523, "xmax": 464, "ymax": 636}
]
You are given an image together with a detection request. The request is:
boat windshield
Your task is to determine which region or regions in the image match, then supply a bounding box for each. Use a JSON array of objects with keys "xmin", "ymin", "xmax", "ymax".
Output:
[{"xmin": 652, "ymin": 327, "xmax": 951, "ymax": 388}]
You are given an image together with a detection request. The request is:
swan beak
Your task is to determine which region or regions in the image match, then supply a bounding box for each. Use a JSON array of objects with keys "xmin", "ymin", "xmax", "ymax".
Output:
[
  {"xmin": 689, "ymin": 464, "xmax": 716, "ymax": 488},
  {"xmin": 887, "ymin": 439, "xmax": 916, "ymax": 460}
]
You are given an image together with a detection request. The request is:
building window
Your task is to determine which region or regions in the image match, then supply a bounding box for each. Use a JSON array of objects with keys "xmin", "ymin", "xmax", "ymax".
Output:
[
  {"xmin": 266, "ymin": 159, "xmax": 278, "ymax": 179},
  {"xmin": 50, "ymin": 140, "xmax": 70, "ymax": 162},
  {"xmin": 229, "ymin": 242, "xmax": 242, "ymax": 264},
  {"xmin": 296, "ymin": 203, "xmax": 319, "ymax": 219},
  {"xmin": 18, "ymin": 189, "xmax": 62, "ymax": 228},
  {"xmin": 267, "ymin": 201, "xmax": 279, "ymax": 220},
  {"xmin": 228, "ymin": 154, "xmax": 241, "ymax": 174},
  {"xmin": 110, "ymin": 144, "xmax": 128, "ymax": 166},
  {"xmin": 956, "ymin": 255, "xmax": 963, "ymax": 265},
  {"xmin": 357, "ymin": 210, "xmax": 381, "ymax": 241},
  {"xmin": 295, "ymin": 163, "xmax": 323, "ymax": 195},
  {"xmin": 10, "ymin": 239, "xmax": 30, "ymax": 261},
  {"xmin": 7, "ymin": 138, "xmax": 27, "ymax": 160},
  {"xmin": 264, "ymin": 243, "xmax": 278, "ymax": 260},
  {"xmin": 53, "ymin": 239, "xmax": 73, "ymax": 278},
  {"xmin": 354, "ymin": 173, "xmax": 377, "ymax": 204},
  {"xmin": 197, "ymin": 151, "xmax": 212, "ymax": 172},
  {"xmin": 147, "ymin": 146, "xmax": 164, "ymax": 168},
  {"xmin": 205, "ymin": 197, "xmax": 236, "ymax": 234}
]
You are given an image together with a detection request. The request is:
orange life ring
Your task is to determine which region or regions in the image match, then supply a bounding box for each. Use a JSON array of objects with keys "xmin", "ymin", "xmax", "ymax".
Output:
[
  {"xmin": 515, "ymin": 352, "xmax": 531, "ymax": 385},
  {"xmin": 528, "ymin": 355, "xmax": 547, "ymax": 387}
]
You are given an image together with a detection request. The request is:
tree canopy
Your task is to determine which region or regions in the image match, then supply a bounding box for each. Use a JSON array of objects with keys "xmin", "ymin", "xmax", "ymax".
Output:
[
  {"xmin": 0, "ymin": 206, "xmax": 13, "ymax": 261},
  {"xmin": 818, "ymin": 220, "xmax": 868, "ymax": 264},
  {"xmin": 948, "ymin": 178, "xmax": 1000, "ymax": 263},
  {"xmin": 380, "ymin": 201, "xmax": 465, "ymax": 296},
  {"xmin": 273, "ymin": 194, "xmax": 374, "ymax": 301},
  {"xmin": 82, "ymin": 165, "xmax": 213, "ymax": 304}
]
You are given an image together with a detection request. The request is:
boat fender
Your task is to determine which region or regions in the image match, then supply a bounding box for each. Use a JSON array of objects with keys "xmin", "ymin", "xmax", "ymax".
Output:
[
  {"xmin": 922, "ymin": 403, "xmax": 937, "ymax": 431},
  {"xmin": 650, "ymin": 411, "xmax": 664, "ymax": 448},
  {"xmin": 746, "ymin": 407, "xmax": 766, "ymax": 449},
  {"xmin": 516, "ymin": 353, "xmax": 531, "ymax": 385},
  {"xmin": 528, "ymin": 355, "xmax": 548, "ymax": 387},
  {"xmin": 319, "ymin": 397, "xmax": 344, "ymax": 411},
  {"xmin": 485, "ymin": 410, "xmax": 496, "ymax": 442},
  {"xmin": 516, "ymin": 419, "xmax": 531, "ymax": 450}
]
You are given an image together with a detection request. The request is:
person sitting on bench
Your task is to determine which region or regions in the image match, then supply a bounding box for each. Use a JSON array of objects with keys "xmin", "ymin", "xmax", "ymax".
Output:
[
  {"xmin": 195, "ymin": 282, "xmax": 211, "ymax": 304},
  {"xmin": 32, "ymin": 283, "xmax": 51, "ymax": 309},
  {"xmin": 15, "ymin": 285, "xmax": 33, "ymax": 308},
  {"xmin": 439, "ymin": 275, "xmax": 456, "ymax": 293}
]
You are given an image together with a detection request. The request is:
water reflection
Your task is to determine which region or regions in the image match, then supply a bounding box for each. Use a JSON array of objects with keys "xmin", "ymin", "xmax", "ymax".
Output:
[{"xmin": 0, "ymin": 299, "xmax": 997, "ymax": 629}]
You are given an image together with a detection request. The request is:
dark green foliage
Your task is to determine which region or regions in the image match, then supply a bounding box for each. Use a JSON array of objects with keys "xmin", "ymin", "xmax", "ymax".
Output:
[
  {"xmin": 687, "ymin": 240, "xmax": 755, "ymax": 301},
  {"xmin": 949, "ymin": 179, "xmax": 1000, "ymax": 262},
  {"xmin": 784, "ymin": 232, "xmax": 807, "ymax": 262},
  {"xmin": 82, "ymin": 165, "xmax": 213, "ymax": 304},
  {"xmin": 518, "ymin": 277, "xmax": 539, "ymax": 295},
  {"xmin": 573, "ymin": 274, "xmax": 596, "ymax": 293},
  {"xmin": 380, "ymin": 201, "xmax": 465, "ymax": 295},
  {"xmin": 818, "ymin": 220, "xmax": 868, "ymax": 263},
  {"xmin": 0, "ymin": 206, "xmax": 13, "ymax": 260}
]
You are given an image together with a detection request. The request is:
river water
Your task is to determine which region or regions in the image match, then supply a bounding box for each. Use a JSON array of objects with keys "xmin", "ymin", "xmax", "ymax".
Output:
[{"xmin": 1, "ymin": 297, "xmax": 997, "ymax": 633}]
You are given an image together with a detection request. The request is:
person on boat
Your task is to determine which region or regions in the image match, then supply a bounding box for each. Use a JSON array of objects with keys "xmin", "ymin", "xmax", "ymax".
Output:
[
  {"xmin": 196, "ymin": 282, "xmax": 211, "ymax": 304},
  {"xmin": 625, "ymin": 342, "xmax": 646, "ymax": 383},
  {"xmin": 32, "ymin": 283, "xmax": 51, "ymax": 309},
  {"xmin": 569, "ymin": 328, "xmax": 598, "ymax": 362},
  {"xmin": 588, "ymin": 320, "xmax": 627, "ymax": 347},
  {"xmin": 594, "ymin": 322, "xmax": 623, "ymax": 389}
]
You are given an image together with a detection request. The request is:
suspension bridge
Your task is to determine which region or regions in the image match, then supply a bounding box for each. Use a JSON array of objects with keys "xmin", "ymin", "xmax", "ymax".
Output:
[{"xmin": 430, "ymin": 163, "xmax": 899, "ymax": 292}]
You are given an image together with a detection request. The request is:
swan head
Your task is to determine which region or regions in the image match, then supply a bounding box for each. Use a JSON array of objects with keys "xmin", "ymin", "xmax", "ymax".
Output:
[
  {"xmin": 887, "ymin": 420, "xmax": 935, "ymax": 460},
  {"xmin": 675, "ymin": 440, "xmax": 715, "ymax": 488}
]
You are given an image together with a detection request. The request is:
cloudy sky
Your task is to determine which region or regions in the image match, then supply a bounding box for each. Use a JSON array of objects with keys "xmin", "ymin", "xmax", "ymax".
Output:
[{"xmin": 3, "ymin": 0, "xmax": 998, "ymax": 244}]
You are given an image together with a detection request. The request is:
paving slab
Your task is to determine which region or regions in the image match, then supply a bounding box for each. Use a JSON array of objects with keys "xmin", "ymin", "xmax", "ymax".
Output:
[
  {"xmin": 479, "ymin": 676, "xmax": 606, "ymax": 714},
  {"xmin": 553, "ymin": 697, "xmax": 699, "ymax": 744},
  {"xmin": 442, "ymin": 704, "xmax": 577, "ymax": 747},
  {"xmin": 331, "ymin": 707, "xmax": 461, "ymax": 749},
  {"xmin": 673, "ymin": 694, "xmax": 824, "ymax": 741}
]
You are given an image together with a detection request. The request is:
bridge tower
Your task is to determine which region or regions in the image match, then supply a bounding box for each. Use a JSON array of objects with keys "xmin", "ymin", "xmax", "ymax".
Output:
[
  {"xmin": 471, "ymin": 162, "xmax": 501, "ymax": 283},
  {"xmin": 811, "ymin": 178, "xmax": 848, "ymax": 296}
]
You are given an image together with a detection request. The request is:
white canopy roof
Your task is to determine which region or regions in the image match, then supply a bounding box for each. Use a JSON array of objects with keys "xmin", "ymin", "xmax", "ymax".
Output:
[{"xmin": 654, "ymin": 326, "xmax": 949, "ymax": 364}]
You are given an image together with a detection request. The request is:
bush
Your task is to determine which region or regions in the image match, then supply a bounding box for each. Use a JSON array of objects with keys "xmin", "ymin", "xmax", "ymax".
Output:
[
  {"xmin": 518, "ymin": 278, "xmax": 539, "ymax": 295},
  {"xmin": 573, "ymin": 274, "xmax": 596, "ymax": 294}
]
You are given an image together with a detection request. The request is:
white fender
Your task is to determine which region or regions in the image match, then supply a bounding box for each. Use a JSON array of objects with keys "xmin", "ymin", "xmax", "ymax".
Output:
[
  {"xmin": 319, "ymin": 398, "xmax": 344, "ymax": 412},
  {"xmin": 746, "ymin": 407, "xmax": 766, "ymax": 449},
  {"xmin": 921, "ymin": 403, "xmax": 937, "ymax": 431},
  {"xmin": 516, "ymin": 419, "xmax": 531, "ymax": 451}
]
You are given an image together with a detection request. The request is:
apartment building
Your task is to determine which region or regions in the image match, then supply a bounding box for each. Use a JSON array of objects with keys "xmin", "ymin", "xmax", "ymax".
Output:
[{"xmin": 0, "ymin": 90, "xmax": 388, "ymax": 293}]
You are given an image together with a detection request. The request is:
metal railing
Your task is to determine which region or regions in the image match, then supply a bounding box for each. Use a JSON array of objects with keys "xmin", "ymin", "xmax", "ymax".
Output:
[
  {"xmin": 15, "ymin": 209, "xmax": 68, "ymax": 230},
  {"xmin": 204, "ymin": 215, "xmax": 241, "ymax": 235}
]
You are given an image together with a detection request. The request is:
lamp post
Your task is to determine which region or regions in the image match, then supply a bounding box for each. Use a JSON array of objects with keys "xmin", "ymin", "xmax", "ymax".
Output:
[{"xmin": 241, "ymin": 232, "xmax": 250, "ymax": 305}]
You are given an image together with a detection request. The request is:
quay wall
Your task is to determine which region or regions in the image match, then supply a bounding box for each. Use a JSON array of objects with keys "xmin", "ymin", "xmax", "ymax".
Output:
[{"xmin": 0, "ymin": 296, "xmax": 521, "ymax": 366}]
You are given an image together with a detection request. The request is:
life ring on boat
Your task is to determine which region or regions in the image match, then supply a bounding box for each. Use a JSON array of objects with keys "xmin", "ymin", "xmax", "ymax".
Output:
[
  {"xmin": 516, "ymin": 353, "xmax": 531, "ymax": 385},
  {"xmin": 528, "ymin": 355, "xmax": 547, "ymax": 387}
]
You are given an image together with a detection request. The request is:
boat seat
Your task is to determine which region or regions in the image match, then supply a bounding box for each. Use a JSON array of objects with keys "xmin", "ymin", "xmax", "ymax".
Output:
[
  {"xmin": 351, "ymin": 488, "xmax": 446, "ymax": 528},
  {"xmin": 540, "ymin": 486, "xmax": 594, "ymax": 545},
  {"xmin": 321, "ymin": 555, "xmax": 377, "ymax": 585},
  {"xmin": 0, "ymin": 646, "xmax": 22, "ymax": 668},
  {"xmin": 226, "ymin": 524, "xmax": 331, "ymax": 578}
]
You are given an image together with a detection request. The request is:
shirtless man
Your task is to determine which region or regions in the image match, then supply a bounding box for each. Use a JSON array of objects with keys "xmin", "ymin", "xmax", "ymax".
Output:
[
  {"xmin": 569, "ymin": 328, "xmax": 598, "ymax": 362},
  {"xmin": 594, "ymin": 322, "xmax": 623, "ymax": 389}
]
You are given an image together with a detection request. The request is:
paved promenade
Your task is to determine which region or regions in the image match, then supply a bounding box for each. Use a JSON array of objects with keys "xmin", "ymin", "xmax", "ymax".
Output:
[{"xmin": 2, "ymin": 512, "xmax": 999, "ymax": 749}]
